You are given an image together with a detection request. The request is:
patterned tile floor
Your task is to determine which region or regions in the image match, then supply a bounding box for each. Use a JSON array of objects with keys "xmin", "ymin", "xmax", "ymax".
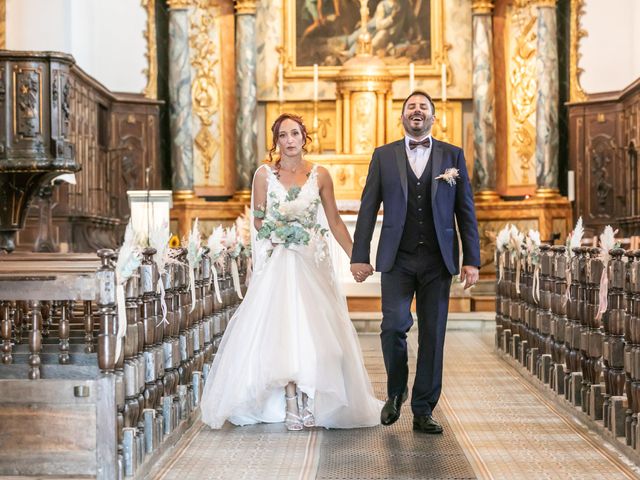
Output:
[
  {"xmin": 437, "ymin": 331, "xmax": 640, "ymax": 479},
  {"xmin": 149, "ymin": 329, "xmax": 640, "ymax": 480}
]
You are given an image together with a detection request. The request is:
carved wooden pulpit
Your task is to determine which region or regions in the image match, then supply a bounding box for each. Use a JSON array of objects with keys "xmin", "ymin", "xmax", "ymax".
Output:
[{"xmin": 0, "ymin": 51, "xmax": 79, "ymax": 252}]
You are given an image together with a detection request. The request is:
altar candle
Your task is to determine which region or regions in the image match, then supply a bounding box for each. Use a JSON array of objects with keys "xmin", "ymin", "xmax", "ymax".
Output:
[
  {"xmin": 567, "ymin": 170, "xmax": 575, "ymax": 202},
  {"xmin": 278, "ymin": 64, "xmax": 284, "ymax": 103},
  {"xmin": 441, "ymin": 63, "xmax": 447, "ymax": 102},
  {"xmin": 409, "ymin": 63, "xmax": 415, "ymax": 93},
  {"xmin": 313, "ymin": 63, "xmax": 319, "ymax": 102}
]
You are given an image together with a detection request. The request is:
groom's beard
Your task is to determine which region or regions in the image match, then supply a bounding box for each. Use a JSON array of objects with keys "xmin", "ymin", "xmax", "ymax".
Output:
[{"xmin": 402, "ymin": 113, "xmax": 434, "ymax": 138}]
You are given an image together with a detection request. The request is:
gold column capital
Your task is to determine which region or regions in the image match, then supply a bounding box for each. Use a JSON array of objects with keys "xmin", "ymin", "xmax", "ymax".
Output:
[
  {"xmin": 167, "ymin": 0, "xmax": 192, "ymax": 9},
  {"xmin": 530, "ymin": 0, "xmax": 557, "ymax": 8},
  {"xmin": 472, "ymin": 1, "xmax": 494, "ymax": 14},
  {"xmin": 234, "ymin": 0, "xmax": 257, "ymax": 15}
]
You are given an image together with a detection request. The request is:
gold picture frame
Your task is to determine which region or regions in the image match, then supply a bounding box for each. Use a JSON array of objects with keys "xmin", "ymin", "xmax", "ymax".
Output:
[
  {"xmin": 0, "ymin": 0, "xmax": 6, "ymax": 49},
  {"xmin": 282, "ymin": 0, "xmax": 447, "ymax": 79}
]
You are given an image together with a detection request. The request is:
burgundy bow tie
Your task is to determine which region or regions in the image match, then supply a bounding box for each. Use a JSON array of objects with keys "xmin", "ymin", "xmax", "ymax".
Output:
[{"xmin": 408, "ymin": 138, "xmax": 431, "ymax": 150}]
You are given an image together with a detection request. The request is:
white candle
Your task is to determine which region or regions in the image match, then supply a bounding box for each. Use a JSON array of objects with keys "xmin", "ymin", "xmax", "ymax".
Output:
[
  {"xmin": 441, "ymin": 63, "xmax": 447, "ymax": 102},
  {"xmin": 313, "ymin": 63, "xmax": 319, "ymax": 103},
  {"xmin": 409, "ymin": 63, "xmax": 415, "ymax": 93},
  {"xmin": 567, "ymin": 170, "xmax": 575, "ymax": 202},
  {"xmin": 278, "ymin": 64, "xmax": 284, "ymax": 103}
]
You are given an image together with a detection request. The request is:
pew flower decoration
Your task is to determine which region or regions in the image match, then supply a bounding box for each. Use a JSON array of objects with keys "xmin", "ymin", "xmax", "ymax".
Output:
[
  {"xmin": 207, "ymin": 225, "xmax": 226, "ymax": 264},
  {"xmin": 507, "ymin": 225, "xmax": 524, "ymax": 294},
  {"xmin": 169, "ymin": 234, "xmax": 180, "ymax": 248},
  {"xmin": 564, "ymin": 216, "xmax": 584, "ymax": 305},
  {"xmin": 236, "ymin": 207, "xmax": 252, "ymax": 255},
  {"xmin": 224, "ymin": 225, "xmax": 243, "ymax": 299},
  {"xmin": 566, "ymin": 216, "xmax": 584, "ymax": 255},
  {"xmin": 186, "ymin": 219, "xmax": 201, "ymax": 313},
  {"xmin": 435, "ymin": 168, "xmax": 460, "ymax": 186},
  {"xmin": 148, "ymin": 220, "xmax": 172, "ymax": 325},
  {"xmin": 115, "ymin": 221, "xmax": 143, "ymax": 362},
  {"xmin": 525, "ymin": 229, "xmax": 542, "ymax": 303},
  {"xmin": 595, "ymin": 225, "xmax": 619, "ymax": 321},
  {"xmin": 207, "ymin": 225, "xmax": 225, "ymax": 303},
  {"xmin": 224, "ymin": 225, "xmax": 242, "ymax": 259},
  {"xmin": 495, "ymin": 224, "xmax": 511, "ymax": 281},
  {"xmin": 236, "ymin": 207, "xmax": 253, "ymax": 285}
]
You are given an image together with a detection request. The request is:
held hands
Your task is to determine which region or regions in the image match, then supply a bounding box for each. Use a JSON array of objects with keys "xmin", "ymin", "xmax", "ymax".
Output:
[
  {"xmin": 351, "ymin": 263, "xmax": 374, "ymax": 283},
  {"xmin": 459, "ymin": 265, "xmax": 479, "ymax": 290}
]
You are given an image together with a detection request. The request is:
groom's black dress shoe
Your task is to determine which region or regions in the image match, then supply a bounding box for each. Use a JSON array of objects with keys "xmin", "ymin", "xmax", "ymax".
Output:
[
  {"xmin": 413, "ymin": 415, "xmax": 443, "ymax": 434},
  {"xmin": 381, "ymin": 388, "xmax": 408, "ymax": 425}
]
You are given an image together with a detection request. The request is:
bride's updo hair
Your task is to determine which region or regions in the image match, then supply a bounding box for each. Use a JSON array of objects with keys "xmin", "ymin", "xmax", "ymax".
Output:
[{"xmin": 268, "ymin": 113, "xmax": 312, "ymax": 163}]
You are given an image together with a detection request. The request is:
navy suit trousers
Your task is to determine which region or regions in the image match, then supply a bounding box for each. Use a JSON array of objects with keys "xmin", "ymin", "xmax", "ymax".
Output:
[{"xmin": 380, "ymin": 246, "xmax": 452, "ymax": 416}]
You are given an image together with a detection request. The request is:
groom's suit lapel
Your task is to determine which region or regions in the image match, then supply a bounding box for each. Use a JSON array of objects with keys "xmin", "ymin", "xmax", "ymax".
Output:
[
  {"xmin": 431, "ymin": 139, "xmax": 443, "ymax": 204},
  {"xmin": 393, "ymin": 140, "xmax": 408, "ymax": 203}
]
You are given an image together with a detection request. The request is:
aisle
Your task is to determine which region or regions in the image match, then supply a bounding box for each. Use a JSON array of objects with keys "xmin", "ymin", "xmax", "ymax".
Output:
[
  {"xmin": 438, "ymin": 331, "xmax": 640, "ymax": 479},
  {"xmin": 150, "ymin": 329, "xmax": 640, "ymax": 480}
]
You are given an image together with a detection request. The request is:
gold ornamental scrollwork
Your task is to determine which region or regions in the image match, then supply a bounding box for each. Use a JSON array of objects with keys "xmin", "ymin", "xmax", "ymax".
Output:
[
  {"xmin": 351, "ymin": 92, "xmax": 376, "ymax": 154},
  {"xmin": 189, "ymin": 0, "xmax": 221, "ymax": 182},
  {"xmin": 570, "ymin": 0, "xmax": 588, "ymax": 102},
  {"xmin": 235, "ymin": 0, "xmax": 257, "ymax": 15},
  {"xmin": 141, "ymin": 0, "xmax": 157, "ymax": 99},
  {"xmin": 508, "ymin": 4, "xmax": 537, "ymax": 186}
]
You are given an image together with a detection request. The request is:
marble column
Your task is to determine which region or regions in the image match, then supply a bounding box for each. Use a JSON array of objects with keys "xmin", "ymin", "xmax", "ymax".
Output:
[
  {"xmin": 471, "ymin": 1, "xmax": 499, "ymax": 201},
  {"xmin": 235, "ymin": 0, "xmax": 258, "ymax": 193},
  {"xmin": 168, "ymin": 0, "xmax": 194, "ymax": 196},
  {"xmin": 534, "ymin": 0, "xmax": 560, "ymax": 197}
]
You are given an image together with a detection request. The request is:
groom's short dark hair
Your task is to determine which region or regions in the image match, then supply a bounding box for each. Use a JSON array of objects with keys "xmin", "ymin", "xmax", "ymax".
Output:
[{"xmin": 402, "ymin": 90, "xmax": 436, "ymax": 115}]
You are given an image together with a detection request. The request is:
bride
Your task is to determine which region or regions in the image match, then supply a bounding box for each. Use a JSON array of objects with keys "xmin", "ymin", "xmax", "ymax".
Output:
[{"xmin": 200, "ymin": 113, "xmax": 382, "ymax": 430}]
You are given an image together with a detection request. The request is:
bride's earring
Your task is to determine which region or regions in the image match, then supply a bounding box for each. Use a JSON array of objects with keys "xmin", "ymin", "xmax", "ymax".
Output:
[
  {"xmin": 301, "ymin": 392, "xmax": 315, "ymax": 428},
  {"xmin": 285, "ymin": 383, "xmax": 303, "ymax": 431}
]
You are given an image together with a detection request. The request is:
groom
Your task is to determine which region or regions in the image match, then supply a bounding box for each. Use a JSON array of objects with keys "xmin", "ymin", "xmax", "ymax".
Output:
[{"xmin": 351, "ymin": 91, "xmax": 480, "ymax": 434}]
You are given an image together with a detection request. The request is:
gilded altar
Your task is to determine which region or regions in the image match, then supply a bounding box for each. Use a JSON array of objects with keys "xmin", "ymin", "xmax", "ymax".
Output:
[
  {"xmin": 170, "ymin": 0, "xmax": 471, "ymax": 238},
  {"xmin": 166, "ymin": 0, "xmax": 575, "ymax": 297}
]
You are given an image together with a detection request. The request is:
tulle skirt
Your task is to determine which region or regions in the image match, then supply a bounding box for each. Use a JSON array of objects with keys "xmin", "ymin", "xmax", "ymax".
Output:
[{"xmin": 200, "ymin": 240, "xmax": 383, "ymax": 429}]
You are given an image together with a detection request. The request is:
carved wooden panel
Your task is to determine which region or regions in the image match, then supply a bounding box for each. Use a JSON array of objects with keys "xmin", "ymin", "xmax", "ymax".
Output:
[{"xmin": 569, "ymin": 78, "xmax": 640, "ymax": 236}]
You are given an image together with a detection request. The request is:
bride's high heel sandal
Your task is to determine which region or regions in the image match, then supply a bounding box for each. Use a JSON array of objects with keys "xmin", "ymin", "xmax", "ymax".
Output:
[
  {"xmin": 285, "ymin": 395, "xmax": 303, "ymax": 431},
  {"xmin": 301, "ymin": 393, "xmax": 315, "ymax": 428}
]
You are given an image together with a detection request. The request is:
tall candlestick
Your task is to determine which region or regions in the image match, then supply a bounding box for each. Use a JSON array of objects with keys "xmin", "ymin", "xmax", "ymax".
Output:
[
  {"xmin": 278, "ymin": 64, "xmax": 284, "ymax": 104},
  {"xmin": 441, "ymin": 62, "xmax": 447, "ymax": 102},
  {"xmin": 313, "ymin": 63, "xmax": 319, "ymax": 103},
  {"xmin": 409, "ymin": 63, "xmax": 415, "ymax": 93}
]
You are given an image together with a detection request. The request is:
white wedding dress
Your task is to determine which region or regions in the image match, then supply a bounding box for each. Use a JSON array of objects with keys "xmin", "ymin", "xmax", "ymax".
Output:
[{"xmin": 200, "ymin": 164, "xmax": 383, "ymax": 429}]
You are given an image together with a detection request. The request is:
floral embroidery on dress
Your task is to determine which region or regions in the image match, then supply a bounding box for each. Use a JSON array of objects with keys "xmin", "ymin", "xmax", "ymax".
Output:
[{"xmin": 254, "ymin": 166, "xmax": 328, "ymax": 260}]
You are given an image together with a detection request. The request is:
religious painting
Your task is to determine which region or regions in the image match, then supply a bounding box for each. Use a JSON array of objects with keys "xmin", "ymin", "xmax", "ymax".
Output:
[{"xmin": 283, "ymin": 0, "xmax": 444, "ymax": 78}]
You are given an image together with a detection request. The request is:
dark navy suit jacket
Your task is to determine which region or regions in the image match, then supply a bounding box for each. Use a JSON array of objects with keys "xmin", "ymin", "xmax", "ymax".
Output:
[{"xmin": 351, "ymin": 138, "xmax": 481, "ymax": 275}]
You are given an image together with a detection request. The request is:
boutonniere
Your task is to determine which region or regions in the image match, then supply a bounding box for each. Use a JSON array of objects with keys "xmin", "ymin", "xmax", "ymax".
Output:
[{"xmin": 435, "ymin": 168, "xmax": 460, "ymax": 186}]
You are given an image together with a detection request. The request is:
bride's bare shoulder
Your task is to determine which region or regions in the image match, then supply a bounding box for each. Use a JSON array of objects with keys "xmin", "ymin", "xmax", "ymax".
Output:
[
  {"xmin": 315, "ymin": 165, "xmax": 333, "ymax": 184},
  {"xmin": 254, "ymin": 164, "xmax": 272, "ymax": 179}
]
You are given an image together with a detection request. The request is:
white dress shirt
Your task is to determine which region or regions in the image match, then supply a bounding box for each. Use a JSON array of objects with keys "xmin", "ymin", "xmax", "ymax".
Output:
[{"xmin": 404, "ymin": 134, "xmax": 433, "ymax": 178}]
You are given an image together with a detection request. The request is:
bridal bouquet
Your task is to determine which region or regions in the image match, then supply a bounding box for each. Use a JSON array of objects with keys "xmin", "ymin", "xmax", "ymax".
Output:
[{"xmin": 254, "ymin": 186, "xmax": 327, "ymax": 248}]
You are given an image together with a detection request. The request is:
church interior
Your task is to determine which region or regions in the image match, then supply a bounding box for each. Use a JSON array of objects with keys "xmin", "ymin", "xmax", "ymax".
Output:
[{"xmin": 1, "ymin": 0, "xmax": 640, "ymax": 478}]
